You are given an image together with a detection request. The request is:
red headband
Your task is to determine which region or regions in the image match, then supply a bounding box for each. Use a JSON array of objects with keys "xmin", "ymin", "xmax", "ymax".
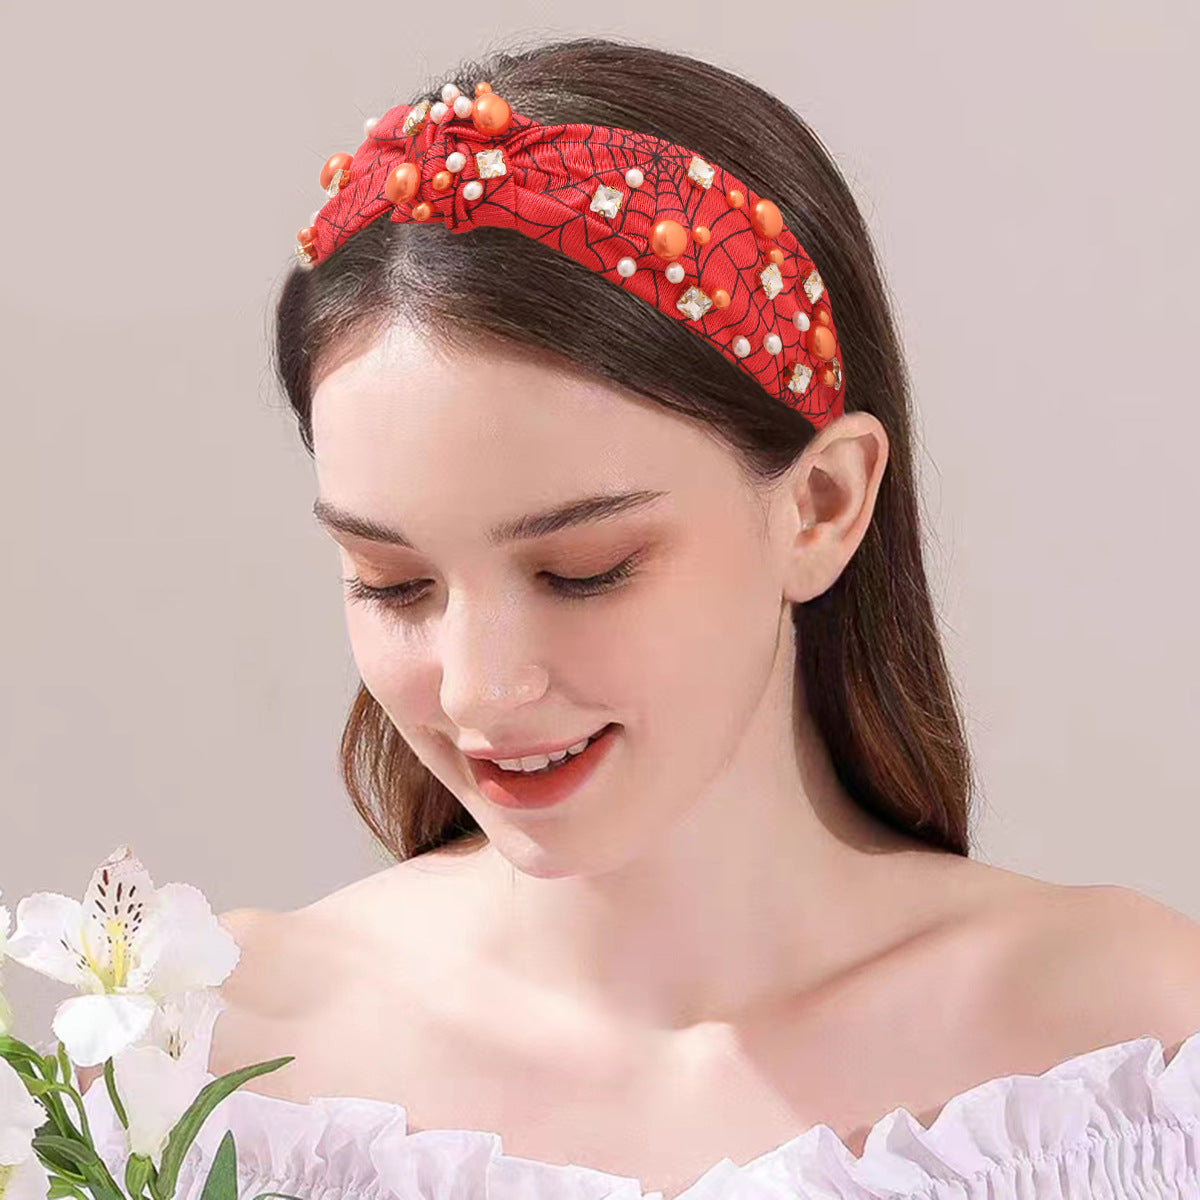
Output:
[{"xmin": 296, "ymin": 81, "xmax": 846, "ymax": 429}]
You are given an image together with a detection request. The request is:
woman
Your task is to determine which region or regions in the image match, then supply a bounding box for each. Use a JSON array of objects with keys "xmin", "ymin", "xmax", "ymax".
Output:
[{"xmin": 122, "ymin": 34, "xmax": 1200, "ymax": 1200}]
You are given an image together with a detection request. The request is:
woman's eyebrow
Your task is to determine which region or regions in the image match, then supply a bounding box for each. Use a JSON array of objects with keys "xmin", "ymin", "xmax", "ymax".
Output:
[{"xmin": 312, "ymin": 489, "xmax": 669, "ymax": 548}]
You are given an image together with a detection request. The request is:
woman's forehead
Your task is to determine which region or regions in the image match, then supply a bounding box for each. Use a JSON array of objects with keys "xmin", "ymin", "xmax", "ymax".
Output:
[{"xmin": 311, "ymin": 330, "xmax": 717, "ymax": 474}]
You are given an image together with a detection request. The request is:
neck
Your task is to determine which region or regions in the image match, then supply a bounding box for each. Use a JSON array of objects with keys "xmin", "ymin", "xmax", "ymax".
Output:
[{"xmin": 461, "ymin": 605, "xmax": 950, "ymax": 1035}]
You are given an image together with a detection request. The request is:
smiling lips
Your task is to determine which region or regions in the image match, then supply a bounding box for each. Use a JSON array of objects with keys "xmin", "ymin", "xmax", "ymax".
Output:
[
  {"xmin": 467, "ymin": 723, "xmax": 621, "ymax": 809},
  {"xmin": 462, "ymin": 723, "xmax": 612, "ymax": 764}
]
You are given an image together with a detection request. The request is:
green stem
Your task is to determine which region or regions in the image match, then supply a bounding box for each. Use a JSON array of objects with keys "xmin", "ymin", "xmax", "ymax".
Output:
[
  {"xmin": 57, "ymin": 1042, "xmax": 72, "ymax": 1088},
  {"xmin": 103, "ymin": 1058, "xmax": 129, "ymax": 1130},
  {"xmin": 32, "ymin": 1080, "xmax": 93, "ymax": 1144}
]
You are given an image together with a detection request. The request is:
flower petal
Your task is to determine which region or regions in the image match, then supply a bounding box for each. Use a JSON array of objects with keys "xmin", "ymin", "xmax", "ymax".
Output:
[
  {"xmin": 81, "ymin": 846, "xmax": 156, "ymax": 992},
  {"xmin": 52, "ymin": 992, "xmax": 157, "ymax": 1067},
  {"xmin": 4, "ymin": 894, "xmax": 89, "ymax": 988},
  {"xmin": 112, "ymin": 1043, "xmax": 207, "ymax": 1169},
  {"xmin": 133, "ymin": 884, "xmax": 240, "ymax": 995},
  {"xmin": 141, "ymin": 988, "xmax": 225, "ymax": 1067},
  {"xmin": 2, "ymin": 1154, "xmax": 50, "ymax": 1200},
  {"xmin": 0, "ymin": 1058, "xmax": 44, "ymax": 1163}
]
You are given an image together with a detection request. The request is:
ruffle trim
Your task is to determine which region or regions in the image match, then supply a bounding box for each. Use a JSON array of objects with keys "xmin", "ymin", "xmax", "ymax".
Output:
[{"xmin": 81, "ymin": 1027, "xmax": 1200, "ymax": 1200}]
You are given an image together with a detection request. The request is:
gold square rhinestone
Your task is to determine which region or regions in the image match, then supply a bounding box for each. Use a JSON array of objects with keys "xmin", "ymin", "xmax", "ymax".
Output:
[
  {"xmin": 676, "ymin": 286, "xmax": 713, "ymax": 320},
  {"xmin": 759, "ymin": 262, "xmax": 783, "ymax": 299},
  {"xmin": 403, "ymin": 99, "xmax": 431, "ymax": 137},
  {"xmin": 687, "ymin": 156, "xmax": 714, "ymax": 189},
  {"xmin": 476, "ymin": 148, "xmax": 508, "ymax": 179},
  {"xmin": 590, "ymin": 183, "xmax": 623, "ymax": 219},
  {"xmin": 787, "ymin": 362, "xmax": 813, "ymax": 395}
]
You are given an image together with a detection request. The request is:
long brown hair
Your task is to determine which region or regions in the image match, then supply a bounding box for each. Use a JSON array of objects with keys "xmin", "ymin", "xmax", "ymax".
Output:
[{"xmin": 271, "ymin": 34, "xmax": 977, "ymax": 861}]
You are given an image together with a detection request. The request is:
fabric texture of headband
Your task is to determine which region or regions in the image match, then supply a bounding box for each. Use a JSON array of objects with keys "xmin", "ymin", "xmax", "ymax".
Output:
[{"xmin": 295, "ymin": 80, "xmax": 846, "ymax": 430}]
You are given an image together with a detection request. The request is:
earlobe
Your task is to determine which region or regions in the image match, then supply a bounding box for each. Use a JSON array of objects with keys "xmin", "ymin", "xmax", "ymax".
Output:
[{"xmin": 780, "ymin": 514, "xmax": 825, "ymax": 605}]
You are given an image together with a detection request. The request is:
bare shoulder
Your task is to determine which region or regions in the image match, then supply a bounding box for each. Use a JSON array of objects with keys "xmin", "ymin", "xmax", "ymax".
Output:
[
  {"xmin": 210, "ymin": 872, "xmax": 398, "ymax": 1081},
  {"xmin": 965, "ymin": 876, "xmax": 1200, "ymax": 1067},
  {"xmin": 208, "ymin": 850, "xmax": 477, "ymax": 1087}
]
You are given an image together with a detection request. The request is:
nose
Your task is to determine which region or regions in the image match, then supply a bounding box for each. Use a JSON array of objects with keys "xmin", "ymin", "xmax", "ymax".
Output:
[{"xmin": 436, "ymin": 585, "xmax": 549, "ymax": 729}]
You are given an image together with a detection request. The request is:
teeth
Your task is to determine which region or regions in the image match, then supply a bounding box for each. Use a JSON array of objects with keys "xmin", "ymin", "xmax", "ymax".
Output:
[{"xmin": 493, "ymin": 728, "xmax": 605, "ymax": 773}]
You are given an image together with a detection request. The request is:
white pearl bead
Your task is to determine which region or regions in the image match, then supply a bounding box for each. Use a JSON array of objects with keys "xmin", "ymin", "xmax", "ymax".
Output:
[
  {"xmin": 363, "ymin": 116, "xmax": 380, "ymax": 137},
  {"xmin": 617, "ymin": 257, "xmax": 637, "ymax": 278},
  {"xmin": 441, "ymin": 83, "xmax": 461, "ymax": 105},
  {"xmin": 732, "ymin": 336, "xmax": 751, "ymax": 358},
  {"xmin": 793, "ymin": 310, "xmax": 811, "ymax": 332},
  {"xmin": 445, "ymin": 151, "xmax": 466, "ymax": 172},
  {"xmin": 463, "ymin": 180, "xmax": 483, "ymax": 201},
  {"xmin": 430, "ymin": 101, "xmax": 448, "ymax": 123},
  {"xmin": 453, "ymin": 95, "xmax": 474, "ymax": 118},
  {"xmin": 625, "ymin": 167, "xmax": 644, "ymax": 188},
  {"xmin": 764, "ymin": 333, "xmax": 783, "ymax": 355},
  {"xmin": 664, "ymin": 262, "xmax": 685, "ymax": 284}
]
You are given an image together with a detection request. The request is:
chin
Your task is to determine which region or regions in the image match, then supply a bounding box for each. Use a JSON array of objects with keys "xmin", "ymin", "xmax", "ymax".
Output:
[
  {"xmin": 485, "ymin": 824, "xmax": 643, "ymax": 882},
  {"xmin": 488, "ymin": 834, "xmax": 586, "ymax": 880}
]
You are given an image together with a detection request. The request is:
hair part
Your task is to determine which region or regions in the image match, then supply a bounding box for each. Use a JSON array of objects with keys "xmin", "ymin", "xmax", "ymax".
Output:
[{"xmin": 271, "ymin": 34, "xmax": 977, "ymax": 860}]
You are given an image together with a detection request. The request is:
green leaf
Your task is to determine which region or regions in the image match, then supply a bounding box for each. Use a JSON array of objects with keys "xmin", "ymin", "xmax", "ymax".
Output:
[
  {"xmin": 30, "ymin": 1135, "xmax": 103, "ymax": 1170},
  {"xmin": 32, "ymin": 1148, "xmax": 88, "ymax": 1187},
  {"xmin": 46, "ymin": 1178, "xmax": 89, "ymax": 1200},
  {"xmin": 0, "ymin": 1034, "xmax": 49, "ymax": 1073},
  {"xmin": 198, "ymin": 1131, "xmax": 238, "ymax": 1200},
  {"xmin": 154, "ymin": 1056, "xmax": 293, "ymax": 1200},
  {"xmin": 31, "ymin": 1136, "xmax": 124, "ymax": 1200},
  {"xmin": 42, "ymin": 1053, "xmax": 61, "ymax": 1082},
  {"xmin": 30, "ymin": 1137, "xmax": 122, "ymax": 1200}
]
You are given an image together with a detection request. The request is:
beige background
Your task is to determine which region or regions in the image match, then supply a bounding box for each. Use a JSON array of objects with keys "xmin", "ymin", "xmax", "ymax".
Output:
[{"xmin": 1, "ymin": 1, "xmax": 1196, "ymax": 1041}]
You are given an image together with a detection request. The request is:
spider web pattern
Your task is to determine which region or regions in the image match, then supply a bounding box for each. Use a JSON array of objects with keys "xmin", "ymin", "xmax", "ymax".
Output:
[{"xmin": 310, "ymin": 100, "xmax": 845, "ymax": 428}]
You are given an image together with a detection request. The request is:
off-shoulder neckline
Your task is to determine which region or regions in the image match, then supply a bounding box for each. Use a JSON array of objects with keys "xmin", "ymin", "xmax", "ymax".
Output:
[{"xmin": 174, "ymin": 1003, "xmax": 1200, "ymax": 1200}]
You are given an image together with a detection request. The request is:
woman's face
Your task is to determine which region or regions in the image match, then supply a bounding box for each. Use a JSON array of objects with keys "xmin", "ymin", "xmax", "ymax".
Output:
[{"xmin": 311, "ymin": 323, "xmax": 796, "ymax": 878}]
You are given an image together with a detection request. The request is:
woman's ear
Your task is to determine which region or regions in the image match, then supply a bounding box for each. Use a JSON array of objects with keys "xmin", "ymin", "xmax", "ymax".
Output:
[{"xmin": 779, "ymin": 412, "xmax": 890, "ymax": 604}]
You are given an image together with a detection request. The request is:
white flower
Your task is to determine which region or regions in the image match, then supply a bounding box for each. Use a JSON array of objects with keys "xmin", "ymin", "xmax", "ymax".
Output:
[
  {"xmin": 112, "ymin": 989, "xmax": 222, "ymax": 1167},
  {"xmin": 0, "ymin": 891, "xmax": 12, "ymax": 1036},
  {"xmin": 5, "ymin": 847, "xmax": 240, "ymax": 1067},
  {"xmin": 0, "ymin": 1057, "xmax": 49, "ymax": 1200}
]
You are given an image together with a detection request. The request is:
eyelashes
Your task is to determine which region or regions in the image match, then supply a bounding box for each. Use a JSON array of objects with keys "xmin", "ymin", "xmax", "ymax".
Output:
[{"xmin": 342, "ymin": 552, "xmax": 642, "ymax": 616}]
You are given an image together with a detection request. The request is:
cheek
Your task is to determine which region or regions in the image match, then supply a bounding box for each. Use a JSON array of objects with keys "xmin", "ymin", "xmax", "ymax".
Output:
[
  {"xmin": 634, "ymin": 535, "xmax": 780, "ymax": 733},
  {"xmin": 344, "ymin": 607, "xmax": 433, "ymax": 719}
]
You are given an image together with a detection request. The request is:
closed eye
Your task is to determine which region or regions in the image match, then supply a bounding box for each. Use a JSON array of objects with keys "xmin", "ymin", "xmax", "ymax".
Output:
[{"xmin": 343, "ymin": 553, "xmax": 641, "ymax": 614}]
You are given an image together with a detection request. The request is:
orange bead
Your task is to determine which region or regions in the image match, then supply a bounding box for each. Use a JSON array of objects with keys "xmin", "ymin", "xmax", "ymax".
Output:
[
  {"xmin": 297, "ymin": 226, "xmax": 317, "ymax": 247},
  {"xmin": 711, "ymin": 289, "xmax": 731, "ymax": 309},
  {"xmin": 319, "ymin": 152, "xmax": 353, "ymax": 190},
  {"xmin": 649, "ymin": 218, "xmax": 688, "ymax": 259},
  {"xmin": 693, "ymin": 225, "xmax": 711, "ymax": 244},
  {"xmin": 472, "ymin": 93, "xmax": 512, "ymax": 136},
  {"xmin": 751, "ymin": 199, "xmax": 783, "ymax": 238},
  {"xmin": 431, "ymin": 170, "xmax": 453, "ymax": 191},
  {"xmin": 412, "ymin": 201, "xmax": 433, "ymax": 222},
  {"xmin": 766, "ymin": 248, "xmax": 784, "ymax": 266},
  {"xmin": 820, "ymin": 365, "xmax": 837, "ymax": 388},
  {"xmin": 810, "ymin": 325, "xmax": 836, "ymax": 361},
  {"xmin": 814, "ymin": 307, "xmax": 831, "ymax": 326},
  {"xmin": 475, "ymin": 81, "xmax": 493, "ymax": 96},
  {"xmin": 384, "ymin": 162, "xmax": 420, "ymax": 205},
  {"xmin": 726, "ymin": 189, "xmax": 744, "ymax": 208}
]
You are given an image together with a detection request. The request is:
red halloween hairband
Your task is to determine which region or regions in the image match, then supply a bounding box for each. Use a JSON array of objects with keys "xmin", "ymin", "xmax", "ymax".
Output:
[{"xmin": 295, "ymin": 80, "xmax": 846, "ymax": 429}]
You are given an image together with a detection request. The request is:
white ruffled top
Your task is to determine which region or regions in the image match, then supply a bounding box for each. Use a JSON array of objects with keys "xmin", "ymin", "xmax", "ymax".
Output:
[{"xmin": 81, "ymin": 1006, "xmax": 1200, "ymax": 1200}]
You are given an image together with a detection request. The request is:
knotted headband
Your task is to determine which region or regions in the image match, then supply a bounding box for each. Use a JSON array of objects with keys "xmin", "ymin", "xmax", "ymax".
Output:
[{"xmin": 295, "ymin": 80, "xmax": 846, "ymax": 429}]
